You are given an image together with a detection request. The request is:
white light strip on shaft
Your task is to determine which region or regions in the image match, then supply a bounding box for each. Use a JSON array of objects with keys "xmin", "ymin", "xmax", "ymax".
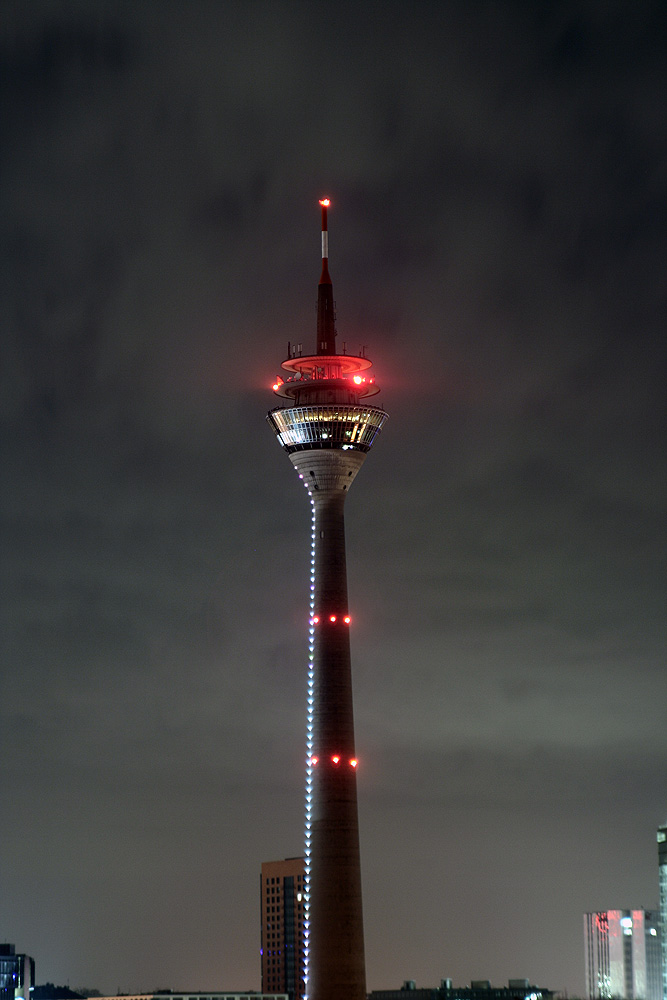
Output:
[{"xmin": 303, "ymin": 486, "xmax": 316, "ymax": 999}]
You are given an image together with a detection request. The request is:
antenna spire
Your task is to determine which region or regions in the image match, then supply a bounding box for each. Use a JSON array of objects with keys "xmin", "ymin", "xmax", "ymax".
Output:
[{"xmin": 317, "ymin": 198, "xmax": 336, "ymax": 354}]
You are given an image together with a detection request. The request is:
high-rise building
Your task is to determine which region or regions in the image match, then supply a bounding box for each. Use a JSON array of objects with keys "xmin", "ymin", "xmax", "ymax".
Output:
[
  {"xmin": 658, "ymin": 825, "xmax": 667, "ymax": 1000},
  {"xmin": 267, "ymin": 200, "xmax": 388, "ymax": 1000},
  {"xmin": 260, "ymin": 858, "xmax": 306, "ymax": 1000},
  {"xmin": 0, "ymin": 945, "xmax": 35, "ymax": 1000},
  {"xmin": 584, "ymin": 909, "xmax": 662, "ymax": 1000}
]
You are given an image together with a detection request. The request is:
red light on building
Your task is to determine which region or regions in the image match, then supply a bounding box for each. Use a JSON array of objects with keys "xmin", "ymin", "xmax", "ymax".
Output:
[
  {"xmin": 350, "ymin": 759, "xmax": 358, "ymax": 768},
  {"xmin": 312, "ymin": 616, "xmax": 320, "ymax": 624},
  {"xmin": 331, "ymin": 755, "xmax": 340, "ymax": 765},
  {"xmin": 329, "ymin": 614, "xmax": 337, "ymax": 623},
  {"xmin": 343, "ymin": 615, "xmax": 351, "ymax": 624},
  {"xmin": 311, "ymin": 756, "xmax": 319, "ymax": 766}
]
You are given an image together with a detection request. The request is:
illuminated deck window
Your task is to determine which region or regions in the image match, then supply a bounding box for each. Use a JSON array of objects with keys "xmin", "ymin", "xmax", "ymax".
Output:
[{"xmin": 268, "ymin": 405, "xmax": 388, "ymax": 453}]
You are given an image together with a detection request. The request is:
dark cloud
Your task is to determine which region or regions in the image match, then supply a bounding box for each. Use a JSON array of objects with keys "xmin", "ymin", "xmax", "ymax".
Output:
[{"xmin": 1, "ymin": 0, "xmax": 665, "ymax": 995}]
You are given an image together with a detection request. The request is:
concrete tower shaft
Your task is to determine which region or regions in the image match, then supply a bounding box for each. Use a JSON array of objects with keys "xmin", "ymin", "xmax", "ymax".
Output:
[
  {"xmin": 300, "ymin": 464, "xmax": 365, "ymax": 1000},
  {"xmin": 268, "ymin": 200, "xmax": 387, "ymax": 1000}
]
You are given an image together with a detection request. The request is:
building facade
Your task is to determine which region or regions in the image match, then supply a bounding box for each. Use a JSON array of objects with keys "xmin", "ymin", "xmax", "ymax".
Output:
[
  {"xmin": 659, "ymin": 826, "xmax": 667, "ymax": 1000},
  {"xmin": 94, "ymin": 993, "xmax": 285, "ymax": 1000},
  {"xmin": 584, "ymin": 909, "xmax": 662, "ymax": 1000},
  {"xmin": 369, "ymin": 980, "xmax": 556, "ymax": 1000},
  {"xmin": 260, "ymin": 858, "xmax": 306, "ymax": 1000},
  {"xmin": 0, "ymin": 945, "xmax": 35, "ymax": 1000}
]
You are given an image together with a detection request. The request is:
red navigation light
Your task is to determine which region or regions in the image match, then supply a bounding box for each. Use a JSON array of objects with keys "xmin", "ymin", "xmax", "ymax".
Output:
[
  {"xmin": 343, "ymin": 615, "xmax": 351, "ymax": 624},
  {"xmin": 329, "ymin": 614, "xmax": 337, "ymax": 623},
  {"xmin": 311, "ymin": 756, "xmax": 319, "ymax": 766},
  {"xmin": 331, "ymin": 755, "xmax": 340, "ymax": 765},
  {"xmin": 350, "ymin": 759, "xmax": 358, "ymax": 768},
  {"xmin": 272, "ymin": 377, "xmax": 284, "ymax": 391},
  {"xmin": 319, "ymin": 198, "xmax": 330, "ymax": 207},
  {"xmin": 312, "ymin": 616, "xmax": 320, "ymax": 624}
]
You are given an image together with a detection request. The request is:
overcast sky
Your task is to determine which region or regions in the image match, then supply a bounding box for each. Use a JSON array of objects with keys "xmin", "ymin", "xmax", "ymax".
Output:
[{"xmin": 1, "ymin": 1, "xmax": 666, "ymax": 996}]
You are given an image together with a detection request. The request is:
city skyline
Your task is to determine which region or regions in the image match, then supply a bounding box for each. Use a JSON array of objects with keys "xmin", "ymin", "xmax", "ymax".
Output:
[{"xmin": 1, "ymin": 1, "xmax": 665, "ymax": 997}]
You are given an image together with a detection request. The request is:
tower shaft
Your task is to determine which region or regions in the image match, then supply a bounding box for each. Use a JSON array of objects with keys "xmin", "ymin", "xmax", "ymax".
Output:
[
  {"xmin": 309, "ymin": 488, "xmax": 365, "ymax": 1000},
  {"xmin": 289, "ymin": 448, "xmax": 368, "ymax": 1000}
]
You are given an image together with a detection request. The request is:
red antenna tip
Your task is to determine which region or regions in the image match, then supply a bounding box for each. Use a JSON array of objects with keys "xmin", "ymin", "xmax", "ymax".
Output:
[
  {"xmin": 319, "ymin": 198, "xmax": 330, "ymax": 264},
  {"xmin": 320, "ymin": 198, "xmax": 331, "ymax": 234}
]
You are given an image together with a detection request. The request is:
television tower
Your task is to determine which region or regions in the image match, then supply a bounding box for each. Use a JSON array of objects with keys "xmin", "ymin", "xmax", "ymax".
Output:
[{"xmin": 267, "ymin": 200, "xmax": 388, "ymax": 1000}]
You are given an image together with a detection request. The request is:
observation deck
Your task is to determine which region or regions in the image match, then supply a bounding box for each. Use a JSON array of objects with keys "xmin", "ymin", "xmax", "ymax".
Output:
[{"xmin": 268, "ymin": 403, "xmax": 387, "ymax": 454}]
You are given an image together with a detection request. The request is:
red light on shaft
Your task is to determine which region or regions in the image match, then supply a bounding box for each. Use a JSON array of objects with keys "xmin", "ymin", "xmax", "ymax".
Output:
[
  {"xmin": 350, "ymin": 759, "xmax": 358, "ymax": 768},
  {"xmin": 331, "ymin": 755, "xmax": 340, "ymax": 765},
  {"xmin": 329, "ymin": 614, "xmax": 337, "ymax": 623}
]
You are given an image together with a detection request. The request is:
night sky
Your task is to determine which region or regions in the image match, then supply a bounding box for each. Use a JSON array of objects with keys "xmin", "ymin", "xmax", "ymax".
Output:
[{"xmin": 2, "ymin": 1, "xmax": 666, "ymax": 996}]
